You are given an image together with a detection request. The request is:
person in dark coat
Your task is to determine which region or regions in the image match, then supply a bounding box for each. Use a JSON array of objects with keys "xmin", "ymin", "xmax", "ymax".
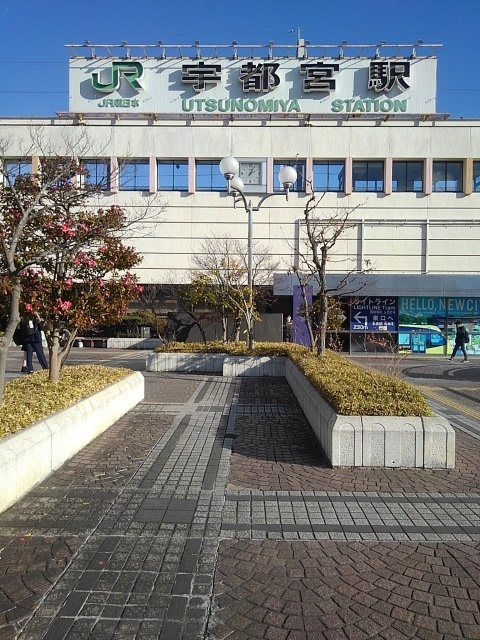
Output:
[
  {"xmin": 284, "ymin": 315, "xmax": 293, "ymax": 342},
  {"xmin": 448, "ymin": 320, "xmax": 469, "ymax": 363},
  {"xmin": 19, "ymin": 316, "xmax": 48, "ymax": 373}
]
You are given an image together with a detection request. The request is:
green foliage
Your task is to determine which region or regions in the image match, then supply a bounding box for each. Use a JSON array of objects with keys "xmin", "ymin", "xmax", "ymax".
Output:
[
  {"xmin": 109, "ymin": 311, "xmax": 163, "ymax": 338},
  {"xmin": 155, "ymin": 342, "xmax": 432, "ymax": 417},
  {"xmin": 0, "ymin": 365, "xmax": 131, "ymax": 439}
]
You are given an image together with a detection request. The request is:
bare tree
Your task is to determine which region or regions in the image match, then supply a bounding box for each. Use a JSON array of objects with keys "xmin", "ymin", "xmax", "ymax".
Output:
[
  {"xmin": 136, "ymin": 281, "xmax": 218, "ymax": 344},
  {"xmin": 295, "ymin": 193, "xmax": 372, "ymax": 355},
  {"xmin": 136, "ymin": 283, "xmax": 170, "ymax": 339},
  {"xmin": 191, "ymin": 235, "xmax": 279, "ymax": 347}
]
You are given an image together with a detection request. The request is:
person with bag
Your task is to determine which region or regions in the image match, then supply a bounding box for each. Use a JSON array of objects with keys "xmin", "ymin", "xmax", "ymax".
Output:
[
  {"xmin": 448, "ymin": 320, "xmax": 470, "ymax": 363},
  {"xmin": 19, "ymin": 315, "xmax": 48, "ymax": 373}
]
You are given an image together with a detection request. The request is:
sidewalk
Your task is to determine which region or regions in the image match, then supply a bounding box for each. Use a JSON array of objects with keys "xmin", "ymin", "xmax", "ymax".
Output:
[{"xmin": 1, "ymin": 366, "xmax": 480, "ymax": 639}]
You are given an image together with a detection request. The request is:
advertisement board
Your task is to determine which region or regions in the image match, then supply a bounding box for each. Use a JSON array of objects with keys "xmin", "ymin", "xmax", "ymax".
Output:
[
  {"xmin": 399, "ymin": 297, "xmax": 480, "ymax": 325},
  {"xmin": 398, "ymin": 297, "xmax": 480, "ymax": 355}
]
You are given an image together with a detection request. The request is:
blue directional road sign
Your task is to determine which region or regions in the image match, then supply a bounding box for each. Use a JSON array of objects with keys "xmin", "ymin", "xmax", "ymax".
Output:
[{"xmin": 350, "ymin": 297, "xmax": 398, "ymax": 332}]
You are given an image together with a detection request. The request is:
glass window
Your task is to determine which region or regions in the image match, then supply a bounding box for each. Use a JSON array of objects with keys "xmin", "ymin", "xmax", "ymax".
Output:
[
  {"xmin": 81, "ymin": 159, "xmax": 110, "ymax": 190},
  {"xmin": 4, "ymin": 159, "xmax": 32, "ymax": 180},
  {"xmin": 313, "ymin": 161, "xmax": 344, "ymax": 192},
  {"xmin": 392, "ymin": 161, "xmax": 423, "ymax": 192},
  {"xmin": 195, "ymin": 161, "xmax": 225, "ymax": 191},
  {"xmin": 352, "ymin": 161, "xmax": 384, "ymax": 192},
  {"xmin": 473, "ymin": 161, "xmax": 480, "ymax": 192},
  {"xmin": 273, "ymin": 160, "xmax": 306, "ymax": 192},
  {"xmin": 433, "ymin": 161, "xmax": 463, "ymax": 192},
  {"xmin": 40, "ymin": 158, "xmax": 76, "ymax": 186},
  {"xmin": 158, "ymin": 160, "xmax": 188, "ymax": 191},
  {"xmin": 119, "ymin": 160, "xmax": 150, "ymax": 191}
]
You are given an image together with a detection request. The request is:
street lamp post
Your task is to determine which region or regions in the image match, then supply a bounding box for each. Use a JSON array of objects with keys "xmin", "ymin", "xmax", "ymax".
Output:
[{"xmin": 219, "ymin": 156, "xmax": 297, "ymax": 349}]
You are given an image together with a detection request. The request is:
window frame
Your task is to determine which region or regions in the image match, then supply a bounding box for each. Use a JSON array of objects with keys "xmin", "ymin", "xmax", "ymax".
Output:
[
  {"xmin": 392, "ymin": 160, "xmax": 423, "ymax": 193},
  {"xmin": 273, "ymin": 160, "xmax": 306, "ymax": 193},
  {"xmin": 195, "ymin": 160, "xmax": 226, "ymax": 191},
  {"xmin": 312, "ymin": 160, "xmax": 345, "ymax": 192},
  {"xmin": 432, "ymin": 160, "xmax": 463, "ymax": 193},
  {"xmin": 80, "ymin": 159, "xmax": 111, "ymax": 191},
  {"xmin": 473, "ymin": 161, "xmax": 480, "ymax": 192},
  {"xmin": 352, "ymin": 160, "xmax": 384, "ymax": 193},
  {"xmin": 3, "ymin": 158, "xmax": 32, "ymax": 181},
  {"xmin": 118, "ymin": 159, "xmax": 150, "ymax": 191},
  {"xmin": 157, "ymin": 160, "xmax": 189, "ymax": 192}
]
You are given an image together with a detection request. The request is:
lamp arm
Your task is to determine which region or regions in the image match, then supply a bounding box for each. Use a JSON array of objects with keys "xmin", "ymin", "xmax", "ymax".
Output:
[
  {"xmin": 232, "ymin": 188, "xmax": 249, "ymax": 211},
  {"xmin": 231, "ymin": 188, "xmax": 292, "ymax": 211},
  {"xmin": 253, "ymin": 191, "xmax": 290, "ymax": 210}
]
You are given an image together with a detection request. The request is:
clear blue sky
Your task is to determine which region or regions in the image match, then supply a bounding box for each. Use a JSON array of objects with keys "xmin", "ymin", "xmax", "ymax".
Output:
[{"xmin": 1, "ymin": 0, "xmax": 479, "ymax": 119}]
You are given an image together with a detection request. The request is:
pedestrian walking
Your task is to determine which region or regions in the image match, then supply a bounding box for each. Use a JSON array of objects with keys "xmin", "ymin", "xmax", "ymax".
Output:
[
  {"xmin": 20, "ymin": 346, "xmax": 28, "ymax": 373},
  {"xmin": 448, "ymin": 319, "xmax": 470, "ymax": 363},
  {"xmin": 19, "ymin": 316, "xmax": 48, "ymax": 373}
]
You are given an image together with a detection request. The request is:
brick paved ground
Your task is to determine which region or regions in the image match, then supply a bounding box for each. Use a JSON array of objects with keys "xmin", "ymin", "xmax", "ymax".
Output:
[
  {"xmin": 211, "ymin": 539, "xmax": 480, "ymax": 640},
  {"xmin": 0, "ymin": 373, "xmax": 186, "ymax": 640},
  {"xmin": 228, "ymin": 379, "xmax": 480, "ymax": 494},
  {"xmin": 208, "ymin": 377, "xmax": 480, "ymax": 640},
  {"xmin": 0, "ymin": 352, "xmax": 479, "ymax": 639}
]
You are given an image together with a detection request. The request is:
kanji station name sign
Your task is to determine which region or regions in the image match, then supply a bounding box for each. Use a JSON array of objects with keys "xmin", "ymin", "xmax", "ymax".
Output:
[{"xmin": 69, "ymin": 56, "xmax": 437, "ymax": 115}]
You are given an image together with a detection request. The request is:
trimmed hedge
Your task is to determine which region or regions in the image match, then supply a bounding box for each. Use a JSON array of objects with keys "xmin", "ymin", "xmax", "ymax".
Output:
[{"xmin": 0, "ymin": 365, "xmax": 131, "ymax": 440}]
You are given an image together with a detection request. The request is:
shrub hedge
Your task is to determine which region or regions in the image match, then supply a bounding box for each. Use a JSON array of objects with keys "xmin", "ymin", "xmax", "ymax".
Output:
[{"xmin": 0, "ymin": 365, "xmax": 131, "ymax": 440}]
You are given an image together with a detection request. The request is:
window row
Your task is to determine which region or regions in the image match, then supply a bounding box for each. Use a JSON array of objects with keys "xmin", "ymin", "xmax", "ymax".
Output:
[
  {"xmin": 5, "ymin": 158, "xmax": 480, "ymax": 194},
  {"xmin": 312, "ymin": 160, "xmax": 470, "ymax": 193}
]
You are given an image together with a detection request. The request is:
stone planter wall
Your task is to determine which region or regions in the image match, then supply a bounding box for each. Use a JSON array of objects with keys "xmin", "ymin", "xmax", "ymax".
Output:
[
  {"xmin": 146, "ymin": 352, "xmax": 286, "ymax": 376},
  {"xmin": 284, "ymin": 359, "xmax": 455, "ymax": 469},
  {"xmin": 107, "ymin": 338, "xmax": 164, "ymax": 350},
  {"xmin": 146, "ymin": 352, "xmax": 226, "ymax": 374},
  {"xmin": 0, "ymin": 372, "xmax": 144, "ymax": 514},
  {"xmin": 223, "ymin": 356, "xmax": 286, "ymax": 377},
  {"xmin": 147, "ymin": 352, "xmax": 455, "ymax": 469}
]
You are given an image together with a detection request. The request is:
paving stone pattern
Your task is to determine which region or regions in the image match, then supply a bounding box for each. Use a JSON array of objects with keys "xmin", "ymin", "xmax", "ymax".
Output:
[{"xmin": 0, "ymin": 372, "xmax": 479, "ymax": 639}]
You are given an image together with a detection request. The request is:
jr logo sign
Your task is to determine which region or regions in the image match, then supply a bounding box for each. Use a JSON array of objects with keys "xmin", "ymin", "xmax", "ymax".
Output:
[{"xmin": 91, "ymin": 61, "xmax": 144, "ymax": 93}]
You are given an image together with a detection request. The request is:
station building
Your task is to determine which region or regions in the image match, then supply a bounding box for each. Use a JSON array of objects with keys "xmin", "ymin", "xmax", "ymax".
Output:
[{"xmin": 2, "ymin": 39, "xmax": 480, "ymax": 352}]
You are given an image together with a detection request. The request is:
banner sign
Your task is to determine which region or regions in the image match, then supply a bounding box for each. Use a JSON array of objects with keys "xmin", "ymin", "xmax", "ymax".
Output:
[
  {"xmin": 69, "ymin": 57, "xmax": 437, "ymax": 115},
  {"xmin": 292, "ymin": 285, "xmax": 312, "ymax": 346},
  {"xmin": 350, "ymin": 297, "xmax": 398, "ymax": 332},
  {"xmin": 399, "ymin": 297, "xmax": 480, "ymax": 323}
]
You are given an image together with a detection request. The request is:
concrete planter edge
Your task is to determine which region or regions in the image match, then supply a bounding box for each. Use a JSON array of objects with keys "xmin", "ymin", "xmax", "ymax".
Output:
[{"xmin": 0, "ymin": 371, "xmax": 144, "ymax": 514}]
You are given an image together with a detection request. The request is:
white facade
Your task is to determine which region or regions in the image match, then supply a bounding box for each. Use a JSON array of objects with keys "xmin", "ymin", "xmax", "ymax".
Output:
[{"xmin": 2, "ymin": 116, "xmax": 480, "ymax": 290}]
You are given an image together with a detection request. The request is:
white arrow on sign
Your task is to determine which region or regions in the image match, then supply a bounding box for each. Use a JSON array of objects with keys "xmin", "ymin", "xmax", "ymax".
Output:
[{"xmin": 353, "ymin": 312, "xmax": 368, "ymax": 325}]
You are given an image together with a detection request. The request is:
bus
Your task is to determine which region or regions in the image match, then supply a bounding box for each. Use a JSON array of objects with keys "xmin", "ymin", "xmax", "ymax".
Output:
[{"xmin": 398, "ymin": 324, "xmax": 447, "ymax": 354}]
